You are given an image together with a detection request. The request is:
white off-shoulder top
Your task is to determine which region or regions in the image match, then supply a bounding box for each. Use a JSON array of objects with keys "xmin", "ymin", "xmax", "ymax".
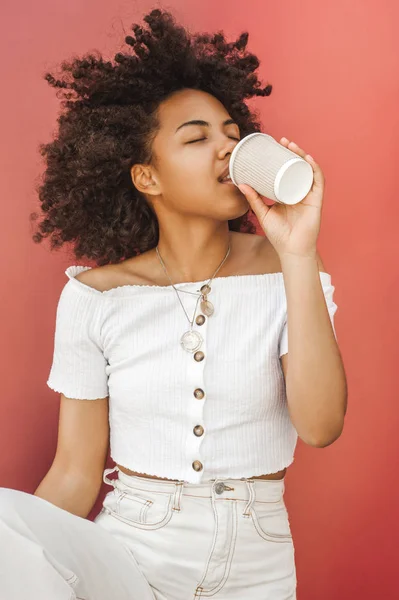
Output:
[{"xmin": 46, "ymin": 265, "xmax": 338, "ymax": 484}]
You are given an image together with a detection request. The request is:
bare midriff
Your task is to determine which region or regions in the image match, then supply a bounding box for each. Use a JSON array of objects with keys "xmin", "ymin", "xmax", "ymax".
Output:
[{"xmin": 116, "ymin": 464, "xmax": 287, "ymax": 481}]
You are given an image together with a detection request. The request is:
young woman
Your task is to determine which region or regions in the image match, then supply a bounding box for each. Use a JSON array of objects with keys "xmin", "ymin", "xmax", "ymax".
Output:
[{"xmin": 0, "ymin": 8, "xmax": 347, "ymax": 600}]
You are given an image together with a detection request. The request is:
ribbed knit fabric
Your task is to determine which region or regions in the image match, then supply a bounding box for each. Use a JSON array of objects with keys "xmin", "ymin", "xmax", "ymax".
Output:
[{"xmin": 47, "ymin": 265, "xmax": 338, "ymax": 484}]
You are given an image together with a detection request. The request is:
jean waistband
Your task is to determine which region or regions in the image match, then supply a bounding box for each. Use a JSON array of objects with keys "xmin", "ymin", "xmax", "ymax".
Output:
[{"xmin": 103, "ymin": 466, "xmax": 285, "ymax": 503}]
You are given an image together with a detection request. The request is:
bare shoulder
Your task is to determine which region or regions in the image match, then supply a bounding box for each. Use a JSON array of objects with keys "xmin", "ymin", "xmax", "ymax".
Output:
[
  {"xmin": 73, "ymin": 263, "xmax": 127, "ymax": 293},
  {"xmin": 237, "ymin": 231, "xmax": 282, "ymax": 274},
  {"xmin": 255, "ymin": 236, "xmax": 282, "ymax": 274},
  {"xmin": 238, "ymin": 232, "xmax": 327, "ymax": 274},
  {"xmin": 73, "ymin": 253, "xmax": 156, "ymax": 292}
]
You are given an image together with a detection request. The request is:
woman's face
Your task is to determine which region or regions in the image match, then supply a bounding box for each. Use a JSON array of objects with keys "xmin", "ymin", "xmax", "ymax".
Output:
[{"xmin": 134, "ymin": 88, "xmax": 250, "ymax": 222}]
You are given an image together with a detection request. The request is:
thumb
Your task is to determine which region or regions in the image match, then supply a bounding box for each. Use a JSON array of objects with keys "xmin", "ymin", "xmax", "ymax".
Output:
[{"xmin": 238, "ymin": 184, "xmax": 271, "ymax": 222}]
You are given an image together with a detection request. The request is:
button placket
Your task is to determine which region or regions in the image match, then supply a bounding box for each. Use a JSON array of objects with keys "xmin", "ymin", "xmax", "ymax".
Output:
[{"xmin": 185, "ymin": 293, "xmax": 209, "ymax": 482}]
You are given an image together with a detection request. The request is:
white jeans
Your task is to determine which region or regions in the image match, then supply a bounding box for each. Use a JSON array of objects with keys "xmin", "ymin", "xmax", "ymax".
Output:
[{"xmin": 0, "ymin": 466, "xmax": 297, "ymax": 599}]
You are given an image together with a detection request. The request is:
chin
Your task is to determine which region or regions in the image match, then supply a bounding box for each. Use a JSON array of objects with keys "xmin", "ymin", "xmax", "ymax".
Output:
[
  {"xmin": 223, "ymin": 194, "xmax": 250, "ymax": 218},
  {"xmin": 222, "ymin": 202, "xmax": 251, "ymax": 222}
]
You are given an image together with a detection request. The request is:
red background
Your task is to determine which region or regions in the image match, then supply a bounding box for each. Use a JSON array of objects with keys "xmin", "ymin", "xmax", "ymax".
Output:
[{"xmin": 1, "ymin": 0, "xmax": 398, "ymax": 597}]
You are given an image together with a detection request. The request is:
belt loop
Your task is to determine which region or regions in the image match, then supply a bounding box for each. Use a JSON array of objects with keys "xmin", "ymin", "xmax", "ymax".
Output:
[
  {"xmin": 172, "ymin": 481, "xmax": 184, "ymax": 512},
  {"xmin": 242, "ymin": 479, "xmax": 255, "ymax": 517},
  {"xmin": 103, "ymin": 465, "xmax": 120, "ymax": 487}
]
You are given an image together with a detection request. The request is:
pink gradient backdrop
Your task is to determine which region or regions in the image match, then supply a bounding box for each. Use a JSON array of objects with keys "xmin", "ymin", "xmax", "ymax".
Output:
[{"xmin": 1, "ymin": 0, "xmax": 398, "ymax": 597}]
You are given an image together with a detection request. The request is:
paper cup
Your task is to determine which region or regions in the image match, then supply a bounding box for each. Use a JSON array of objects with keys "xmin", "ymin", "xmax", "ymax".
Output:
[{"xmin": 229, "ymin": 132, "xmax": 314, "ymax": 205}]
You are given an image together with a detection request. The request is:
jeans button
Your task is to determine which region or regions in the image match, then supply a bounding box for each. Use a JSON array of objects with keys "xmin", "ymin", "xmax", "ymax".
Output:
[{"xmin": 215, "ymin": 482, "xmax": 225, "ymax": 494}]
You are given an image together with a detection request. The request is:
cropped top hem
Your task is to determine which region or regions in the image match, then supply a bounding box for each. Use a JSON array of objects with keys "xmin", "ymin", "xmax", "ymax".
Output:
[{"xmin": 111, "ymin": 453, "xmax": 296, "ymax": 484}]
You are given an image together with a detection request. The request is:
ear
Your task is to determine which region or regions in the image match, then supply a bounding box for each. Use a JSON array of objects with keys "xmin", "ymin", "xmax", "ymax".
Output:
[{"xmin": 130, "ymin": 164, "xmax": 162, "ymax": 196}]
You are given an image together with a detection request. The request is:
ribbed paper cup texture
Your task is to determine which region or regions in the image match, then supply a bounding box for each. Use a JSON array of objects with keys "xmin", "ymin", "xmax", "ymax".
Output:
[{"xmin": 229, "ymin": 133, "xmax": 314, "ymax": 205}]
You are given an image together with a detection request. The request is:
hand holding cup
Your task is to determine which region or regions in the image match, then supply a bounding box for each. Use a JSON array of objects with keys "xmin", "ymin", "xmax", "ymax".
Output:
[{"xmin": 236, "ymin": 136, "xmax": 325, "ymax": 259}]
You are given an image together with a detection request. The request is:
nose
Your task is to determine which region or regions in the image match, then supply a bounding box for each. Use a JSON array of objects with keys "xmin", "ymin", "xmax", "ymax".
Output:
[{"xmin": 217, "ymin": 136, "xmax": 238, "ymax": 160}]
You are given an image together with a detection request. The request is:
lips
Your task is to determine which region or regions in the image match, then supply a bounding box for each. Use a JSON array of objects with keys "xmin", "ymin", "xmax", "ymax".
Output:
[
  {"xmin": 218, "ymin": 164, "xmax": 231, "ymax": 182},
  {"xmin": 220, "ymin": 174, "xmax": 232, "ymax": 183},
  {"xmin": 220, "ymin": 175, "xmax": 234, "ymax": 184}
]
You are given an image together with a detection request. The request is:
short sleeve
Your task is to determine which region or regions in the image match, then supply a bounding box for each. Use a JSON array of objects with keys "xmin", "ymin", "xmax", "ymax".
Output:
[
  {"xmin": 46, "ymin": 279, "xmax": 109, "ymax": 400},
  {"xmin": 279, "ymin": 272, "xmax": 338, "ymax": 358}
]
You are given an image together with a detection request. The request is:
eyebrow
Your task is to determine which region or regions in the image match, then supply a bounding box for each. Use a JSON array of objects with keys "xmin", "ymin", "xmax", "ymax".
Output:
[{"xmin": 175, "ymin": 118, "xmax": 238, "ymax": 133}]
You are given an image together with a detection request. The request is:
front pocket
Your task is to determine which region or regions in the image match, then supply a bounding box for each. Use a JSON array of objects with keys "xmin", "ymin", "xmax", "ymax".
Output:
[
  {"xmin": 250, "ymin": 499, "xmax": 293, "ymax": 543},
  {"xmin": 102, "ymin": 487, "xmax": 174, "ymax": 530}
]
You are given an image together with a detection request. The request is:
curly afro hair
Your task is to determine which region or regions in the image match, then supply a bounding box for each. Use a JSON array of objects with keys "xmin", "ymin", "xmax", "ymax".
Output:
[{"xmin": 30, "ymin": 8, "xmax": 272, "ymax": 266}]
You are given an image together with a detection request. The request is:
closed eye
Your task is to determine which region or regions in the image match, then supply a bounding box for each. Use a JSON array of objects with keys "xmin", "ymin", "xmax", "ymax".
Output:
[{"xmin": 186, "ymin": 137, "xmax": 240, "ymax": 144}]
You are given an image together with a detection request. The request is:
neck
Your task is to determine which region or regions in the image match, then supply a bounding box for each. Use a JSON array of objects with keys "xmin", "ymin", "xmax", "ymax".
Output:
[{"xmin": 155, "ymin": 224, "xmax": 232, "ymax": 284}]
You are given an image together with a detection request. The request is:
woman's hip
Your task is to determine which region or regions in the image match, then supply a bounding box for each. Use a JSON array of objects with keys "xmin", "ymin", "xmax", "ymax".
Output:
[{"xmin": 94, "ymin": 466, "xmax": 297, "ymax": 599}]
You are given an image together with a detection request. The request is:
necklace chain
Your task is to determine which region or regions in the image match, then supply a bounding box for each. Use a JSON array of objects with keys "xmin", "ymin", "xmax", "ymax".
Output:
[{"xmin": 155, "ymin": 240, "xmax": 231, "ymax": 328}]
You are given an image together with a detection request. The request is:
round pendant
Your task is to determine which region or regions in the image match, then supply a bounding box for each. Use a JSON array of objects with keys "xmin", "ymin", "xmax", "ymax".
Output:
[
  {"xmin": 181, "ymin": 330, "xmax": 203, "ymax": 353},
  {"xmin": 200, "ymin": 300, "xmax": 214, "ymax": 316}
]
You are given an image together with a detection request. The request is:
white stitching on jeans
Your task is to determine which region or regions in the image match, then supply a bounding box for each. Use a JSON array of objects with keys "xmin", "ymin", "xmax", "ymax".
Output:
[{"xmin": 194, "ymin": 494, "xmax": 238, "ymax": 595}]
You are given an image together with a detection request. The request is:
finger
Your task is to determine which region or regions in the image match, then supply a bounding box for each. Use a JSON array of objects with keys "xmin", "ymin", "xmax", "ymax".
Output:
[
  {"xmin": 282, "ymin": 140, "xmax": 324, "ymax": 187},
  {"xmin": 287, "ymin": 140, "xmax": 307, "ymax": 158},
  {"xmin": 238, "ymin": 184, "xmax": 271, "ymax": 221},
  {"xmin": 281, "ymin": 139, "xmax": 308, "ymax": 162},
  {"xmin": 307, "ymin": 155, "xmax": 325, "ymax": 190}
]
